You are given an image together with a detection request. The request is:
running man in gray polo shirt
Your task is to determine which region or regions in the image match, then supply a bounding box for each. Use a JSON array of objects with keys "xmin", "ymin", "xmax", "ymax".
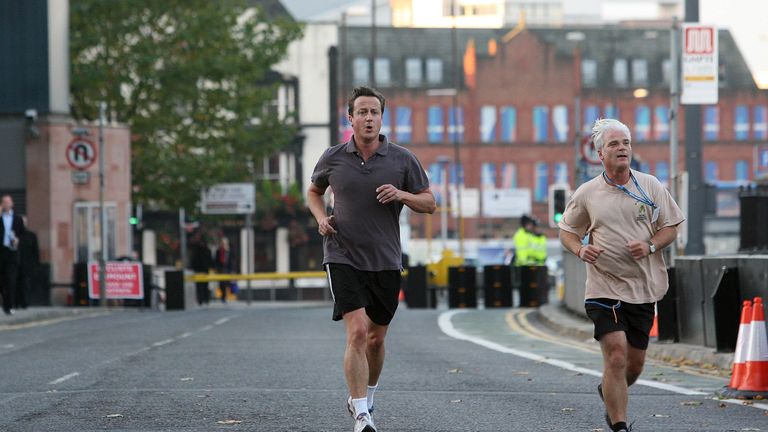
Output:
[{"xmin": 308, "ymin": 86, "xmax": 436, "ymax": 432}]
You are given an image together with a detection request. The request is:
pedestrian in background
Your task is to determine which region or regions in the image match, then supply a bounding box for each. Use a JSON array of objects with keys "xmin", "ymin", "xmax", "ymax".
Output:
[
  {"xmin": 0, "ymin": 195, "xmax": 25, "ymax": 315},
  {"xmin": 558, "ymin": 119, "xmax": 684, "ymax": 432},
  {"xmin": 308, "ymin": 86, "xmax": 435, "ymax": 432},
  {"xmin": 214, "ymin": 237, "xmax": 234, "ymax": 303},
  {"xmin": 190, "ymin": 232, "xmax": 213, "ymax": 306},
  {"xmin": 16, "ymin": 216, "xmax": 39, "ymax": 309},
  {"xmin": 513, "ymin": 214, "xmax": 547, "ymax": 267}
]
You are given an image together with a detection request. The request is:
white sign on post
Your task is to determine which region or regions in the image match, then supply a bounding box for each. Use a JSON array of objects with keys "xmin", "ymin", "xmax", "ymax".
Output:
[
  {"xmin": 681, "ymin": 23, "xmax": 719, "ymax": 105},
  {"xmin": 201, "ymin": 183, "xmax": 255, "ymax": 214},
  {"xmin": 482, "ymin": 188, "xmax": 531, "ymax": 218}
]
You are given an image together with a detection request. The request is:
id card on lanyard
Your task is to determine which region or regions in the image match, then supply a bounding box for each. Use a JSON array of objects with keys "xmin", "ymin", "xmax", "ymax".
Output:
[{"xmin": 603, "ymin": 172, "xmax": 659, "ymax": 223}]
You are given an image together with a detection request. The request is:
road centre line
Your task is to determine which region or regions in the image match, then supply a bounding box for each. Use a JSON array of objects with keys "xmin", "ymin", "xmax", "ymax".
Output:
[
  {"xmin": 48, "ymin": 372, "xmax": 80, "ymax": 385},
  {"xmin": 438, "ymin": 310, "xmax": 706, "ymax": 396}
]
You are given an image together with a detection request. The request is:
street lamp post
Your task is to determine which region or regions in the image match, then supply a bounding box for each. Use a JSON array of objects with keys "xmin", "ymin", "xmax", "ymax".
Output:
[
  {"xmin": 98, "ymin": 101, "xmax": 108, "ymax": 308},
  {"xmin": 436, "ymin": 156, "xmax": 451, "ymax": 251},
  {"xmin": 450, "ymin": 0, "xmax": 464, "ymax": 258}
]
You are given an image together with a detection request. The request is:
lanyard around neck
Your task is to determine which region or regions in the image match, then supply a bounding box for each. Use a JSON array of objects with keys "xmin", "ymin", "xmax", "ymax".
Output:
[{"xmin": 602, "ymin": 171, "xmax": 655, "ymax": 208}]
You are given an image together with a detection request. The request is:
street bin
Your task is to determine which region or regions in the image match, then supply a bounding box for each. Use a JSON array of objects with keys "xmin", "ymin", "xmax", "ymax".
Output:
[
  {"xmin": 448, "ymin": 266, "xmax": 477, "ymax": 309},
  {"xmin": 404, "ymin": 265, "xmax": 434, "ymax": 308},
  {"xmin": 657, "ymin": 267, "xmax": 679, "ymax": 342},
  {"xmin": 165, "ymin": 270, "xmax": 185, "ymax": 310},
  {"xmin": 483, "ymin": 265, "xmax": 512, "ymax": 308},
  {"xmin": 518, "ymin": 265, "xmax": 548, "ymax": 307}
]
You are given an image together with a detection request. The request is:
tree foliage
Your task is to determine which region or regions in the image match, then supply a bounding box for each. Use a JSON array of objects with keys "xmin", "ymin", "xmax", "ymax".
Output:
[{"xmin": 70, "ymin": 0, "xmax": 303, "ymax": 211}]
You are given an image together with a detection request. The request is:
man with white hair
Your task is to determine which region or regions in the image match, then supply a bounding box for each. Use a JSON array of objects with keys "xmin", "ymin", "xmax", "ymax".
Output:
[{"xmin": 558, "ymin": 119, "xmax": 684, "ymax": 432}]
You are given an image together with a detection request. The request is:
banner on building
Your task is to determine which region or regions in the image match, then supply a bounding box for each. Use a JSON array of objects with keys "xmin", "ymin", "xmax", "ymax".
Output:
[
  {"xmin": 681, "ymin": 23, "xmax": 719, "ymax": 105},
  {"xmin": 88, "ymin": 261, "xmax": 144, "ymax": 300}
]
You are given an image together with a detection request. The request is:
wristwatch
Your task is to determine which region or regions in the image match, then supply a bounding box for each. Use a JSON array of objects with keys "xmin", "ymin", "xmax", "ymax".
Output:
[{"xmin": 648, "ymin": 241, "xmax": 656, "ymax": 254}]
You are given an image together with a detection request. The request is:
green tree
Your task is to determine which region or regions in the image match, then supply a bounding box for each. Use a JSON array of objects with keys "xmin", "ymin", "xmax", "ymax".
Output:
[{"xmin": 70, "ymin": 0, "xmax": 303, "ymax": 210}]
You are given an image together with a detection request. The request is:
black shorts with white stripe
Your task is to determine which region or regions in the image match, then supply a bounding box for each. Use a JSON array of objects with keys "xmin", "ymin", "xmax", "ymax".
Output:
[{"xmin": 324, "ymin": 263, "xmax": 401, "ymax": 326}]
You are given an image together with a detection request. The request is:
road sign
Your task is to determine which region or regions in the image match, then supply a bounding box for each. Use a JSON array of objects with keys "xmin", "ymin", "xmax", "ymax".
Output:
[
  {"xmin": 201, "ymin": 183, "xmax": 255, "ymax": 215},
  {"xmin": 88, "ymin": 261, "xmax": 144, "ymax": 300},
  {"xmin": 482, "ymin": 188, "xmax": 531, "ymax": 218},
  {"xmin": 71, "ymin": 170, "xmax": 91, "ymax": 184},
  {"xmin": 681, "ymin": 23, "xmax": 718, "ymax": 105},
  {"xmin": 580, "ymin": 136, "xmax": 601, "ymax": 165},
  {"xmin": 66, "ymin": 138, "xmax": 97, "ymax": 170}
]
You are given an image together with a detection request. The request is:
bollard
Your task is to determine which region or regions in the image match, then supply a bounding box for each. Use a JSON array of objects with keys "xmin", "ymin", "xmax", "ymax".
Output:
[
  {"xmin": 518, "ymin": 265, "xmax": 548, "ymax": 307},
  {"xmin": 404, "ymin": 265, "xmax": 432, "ymax": 308},
  {"xmin": 165, "ymin": 270, "xmax": 185, "ymax": 310},
  {"xmin": 483, "ymin": 265, "xmax": 512, "ymax": 308},
  {"xmin": 448, "ymin": 266, "xmax": 477, "ymax": 309}
]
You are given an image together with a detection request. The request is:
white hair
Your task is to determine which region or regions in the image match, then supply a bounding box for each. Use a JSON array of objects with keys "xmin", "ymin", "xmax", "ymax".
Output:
[{"xmin": 591, "ymin": 118, "xmax": 631, "ymax": 152}]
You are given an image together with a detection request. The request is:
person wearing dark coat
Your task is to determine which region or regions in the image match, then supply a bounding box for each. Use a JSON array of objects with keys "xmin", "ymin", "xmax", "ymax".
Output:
[
  {"xmin": 16, "ymin": 217, "xmax": 39, "ymax": 309},
  {"xmin": 190, "ymin": 235, "xmax": 213, "ymax": 306},
  {"xmin": 0, "ymin": 195, "xmax": 25, "ymax": 315},
  {"xmin": 214, "ymin": 237, "xmax": 235, "ymax": 303}
]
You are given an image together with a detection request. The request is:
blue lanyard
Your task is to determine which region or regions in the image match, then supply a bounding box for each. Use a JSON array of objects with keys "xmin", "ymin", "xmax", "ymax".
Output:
[{"xmin": 602, "ymin": 171, "xmax": 656, "ymax": 208}]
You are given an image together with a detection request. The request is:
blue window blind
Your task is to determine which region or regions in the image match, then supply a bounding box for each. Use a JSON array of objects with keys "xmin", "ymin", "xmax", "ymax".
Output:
[
  {"xmin": 704, "ymin": 106, "xmax": 719, "ymax": 141},
  {"xmin": 735, "ymin": 105, "xmax": 750, "ymax": 141},
  {"xmin": 395, "ymin": 106, "xmax": 412, "ymax": 143},
  {"xmin": 533, "ymin": 106, "xmax": 549, "ymax": 142},
  {"xmin": 705, "ymin": 161, "xmax": 718, "ymax": 182},
  {"xmin": 654, "ymin": 106, "xmax": 669, "ymax": 141},
  {"xmin": 583, "ymin": 105, "xmax": 600, "ymax": 134},
  {"xmin": 554, "ymin": 161, "xmax": 568, "ymax": 184},
  {"xmin": 552, "ymin": 105, "xmax": 569, "ymax": 142},
  {"xmin": 428, "ymin": 105, "xmax": 444, "ymax": 143},
  {"xmin": 634, "ymin": 105, "xmax": 651, "ymax": 142},
  {"xmin": 604, "ymin": 104, "xmax": 618, "ymax": 120},
  {"xmin": 428, "ymin": 162, "xmax": 446, "ymax": 205},
  {"xmin": 754, "ymin": 105, "xmax": 767, "ymax": 140},
  {"xmin": 656, "ymin": 162, "xmax": 669, "ymax": 185},
  {"xmin": 481, "ymin": 162, "xmax": 497, "ymax": 189},
  {"xmin": 735, "ymin": 160, "xmax": 749, "ymax": 181},
  {"xmin": 480, "ymin": 105, "xmax": 497, "ymax": 143},
  {"xmin": 381, "ymin": 107, "xmax": 392, "ymax": 137},
  {"xmin": 500, "ymin": 106, "xmax": 517, "ymax": 142},
  {"xmin": 534, "ymin": 162, "xmax": 549, "ymax": 202},
  {"xmin": 449, "ymin": 106, "xmax": 464, "ymax": 143},
  {"xmin": 449, "ymin": 163, "xmax": 464, "ymax": 186},
  {"xmin": 501, "ymin": 163, "xmax": 517, "ymax": 188},
  {"xmin": 639, "ymin": 161, "xmax": 650, "ymax": 173}
]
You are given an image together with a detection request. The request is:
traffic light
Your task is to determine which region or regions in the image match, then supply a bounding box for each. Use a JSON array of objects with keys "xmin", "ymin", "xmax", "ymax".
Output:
[{"xmin": 548, "ymin": 184, "xmax": 570, "ymax": 228}]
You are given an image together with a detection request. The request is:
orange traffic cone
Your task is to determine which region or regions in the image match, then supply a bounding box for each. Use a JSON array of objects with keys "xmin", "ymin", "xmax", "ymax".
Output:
[
  {"xmin": 727, "ymin": 300, "xmax": 753, "ymax": 392},
  {"xmin": 649, "ymin": 308, "xmax": 659, "ymax": 338},
  {"xmin": 398, "ymin": 289, "xmax": 405, "ymax": 302},
  {"xmin": 738, "ymin": 297, "xmax": 768, "ymax": 395}
]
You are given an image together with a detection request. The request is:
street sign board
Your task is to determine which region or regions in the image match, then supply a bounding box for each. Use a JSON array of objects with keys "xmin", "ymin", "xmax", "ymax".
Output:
[
  {"xmin": 482, "ymin": 188, "xmax": 531, "ymax": 218},
  {"xmin": 681, "ymin": 23, "xmax": 719, "ymax": 105},
  {"xmin": 201, "ymin": 183, "xmax": 255, "ymax": 214},
  {"xmin": 66, "ymin": 138, "xmax": 97, "ymax": 170},
  {"xmin": 88, "ymin": 261, "xmax": 144, "ymax": 300},
  {"xmin": 580, "ymin": 135, "xmax": 601, "ymax": 165}
]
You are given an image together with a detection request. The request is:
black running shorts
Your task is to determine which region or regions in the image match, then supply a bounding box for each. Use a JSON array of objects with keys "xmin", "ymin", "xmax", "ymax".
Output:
[
  {"xmin": 584, "ymin": 298, "xmax": 655, "ymax": 350},
  {"xmin": 325, "ymin": 263, "xmax": 401, "ymax": 326}
]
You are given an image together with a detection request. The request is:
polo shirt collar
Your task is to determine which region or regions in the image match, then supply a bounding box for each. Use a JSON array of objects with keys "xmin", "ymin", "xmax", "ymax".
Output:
[{"xmin": 345, "ymin": 135, "xmax": 390, "ymax": 156}]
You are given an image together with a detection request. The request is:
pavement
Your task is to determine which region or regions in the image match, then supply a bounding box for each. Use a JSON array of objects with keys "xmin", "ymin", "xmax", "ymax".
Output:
[
  {"xmin": 1, "ymin": 300, "xmax": 735, "ymax": 375},
  {"xmin": 536, "ymin": 302, "xmax": 735, "ymax": 373}
]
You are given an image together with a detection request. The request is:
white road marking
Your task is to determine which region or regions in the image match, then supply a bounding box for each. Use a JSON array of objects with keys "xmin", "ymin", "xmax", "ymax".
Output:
[
  {"xmin": 48, "ymin": 372, "xmax": 80, "ymax": 385},
  {"xmin": 214, "ymin": 317, "xmax": 231, "ymax": 326},
  {"xmin": 152, "ymin": 339, "xmax": 174, "ymax": 347}
]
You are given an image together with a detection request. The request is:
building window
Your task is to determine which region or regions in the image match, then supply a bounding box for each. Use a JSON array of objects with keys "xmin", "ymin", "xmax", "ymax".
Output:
[
  {"xmin": 74, "ymin": 202, "xmax": 117, "ymax": 264},
  {"xmin": 448, "ymin": 106, "xmax": 464, "ymax": 143},
  {"xmin": 704, "ymin": 106, "xmax": 719, "ymax": 141},
  {"xmin": 662, "ymin": 59, "xmax": 672, "ymax": 85},
  {"xmin": 395, "ymin": 106, "xmax": 412, "ymax": 143},
  {"xmin": 428, "ymin": 162, "xmax": 447, "ymax": 205},
  {"xmin": 500, "ymin": 106, "xmax": 517, "ymax": 143},
  {"xmin": 481, "ymin": 162, "xmax": 497, "ymax": 189},
  {"xmin": 582, "ymin": 59, "xmax": 597, "ymax": 88},
  {"xmin": 352, "ymin": 57, "xmax": 369, "ymax": 85},
  {"xmin": 552, "ymin": 105, "xmax": 569, "ymax": 142},
  {"xmin": 583, "ymin": 105, "xmax": 600, "ymax": 134},
  {"xmin": 604, "ymin": 104, "xmax": 618, "ymax": 120},
  {"xmin": 754, "ymin": 105, "xmax": 768, "ymax": 140},
  {"xmin": 705, "ymin": 161, "xmax": 719, "ymax": 182},
  {"xmin": 554, "ymin": 161, "xmax": 568, "ymax": 184},
  {"xmin": 449, "ymin": 162, "xmax": 463, "ymax": 186},
  {"xmin": 480, "ymin": 105, "xmax": 497, "ymax": 143},
  {"xmin": 632, "ymin": 59, "xmax": 648, "ymax": 86},
  {"xmin": 501, "ymin": 163, "xmax": 517, "ymax": 188},
  {"xmin": 655, "ymin": 161, "xmax": 669, "ymax": 186},
  {"xmin": 428, "ymin": 105, "xmax": 444, "ymax": 143},
  {"xmin": 534, "ymin": 162, "xmax": 549, "ymax": 202},
  {"xmin": 613, "ymin": 58, "xmax": 628, "ymax": 87},
  {"xmin": 735, "ymin": 160, "xmax": 749, "ymax": 182},
  {"xmin": 734, "ymin": 105, "xmax": 750, "ymax": 141},
  {"xmin": 426, "ymin": 58, "xmax": 443, "ymax": 85},
  {"xmin": 405, "ymin": 57, "xmax": 422, "ymax": 87},
  {"xmin": 634, "ymin": 105, "xmax": 651, "ymax": 142},
  {"xmin": 381, "ymin": 107, "xmax": 392, "ymax": 137},
  {"xmin": 375, "ymin": 58, "xmax": 391, "ymax": 87},
  {"xmin": 532, "ymin": 105, "xmax": 549, "ymax": 142},
  {"xmin": 654, "ymin": 106, "xmax": 669, "ymax": 141}
]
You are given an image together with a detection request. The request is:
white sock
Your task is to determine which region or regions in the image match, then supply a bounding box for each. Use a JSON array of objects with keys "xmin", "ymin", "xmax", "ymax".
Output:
[
  {"xmin": 352, "ymin": 397, "xmax": 368, "ymax": 417},
  {"xmin": 367, "ymin": 383, "xmax": 378, "ymax": 410}
]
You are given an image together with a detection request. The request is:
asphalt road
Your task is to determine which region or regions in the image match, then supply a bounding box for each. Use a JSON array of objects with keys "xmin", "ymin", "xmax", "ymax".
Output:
[{"xmin": 1, "ymin": 303, "xmax": 766, "ymax": 431}]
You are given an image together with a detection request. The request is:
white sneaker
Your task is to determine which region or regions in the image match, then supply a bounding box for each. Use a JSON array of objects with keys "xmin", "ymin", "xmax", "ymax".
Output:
[
  {"xmin": 346, "ymin": 396, "xmax": 374, "ymax": 418},
  {"xmin": 353, "ymin": 412, "xmax": 377, "ymax": 432}
]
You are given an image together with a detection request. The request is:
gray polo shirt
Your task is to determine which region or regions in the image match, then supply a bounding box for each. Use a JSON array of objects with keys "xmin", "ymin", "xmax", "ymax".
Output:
[{"xmin": 311, "ymin": 135, "xmax": 430, "ymax": 271}]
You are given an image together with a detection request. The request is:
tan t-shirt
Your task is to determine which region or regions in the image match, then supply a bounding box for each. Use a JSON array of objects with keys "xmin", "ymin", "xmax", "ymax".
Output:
[{"xmin": 558, "ymin": 170, "xmax": 685, "ymax": 303}]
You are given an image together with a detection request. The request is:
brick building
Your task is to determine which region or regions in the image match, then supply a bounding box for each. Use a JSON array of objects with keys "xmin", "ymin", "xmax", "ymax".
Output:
[{"xmin": 338, "ymin": 24, "xmax": 768, "ymax": 244}]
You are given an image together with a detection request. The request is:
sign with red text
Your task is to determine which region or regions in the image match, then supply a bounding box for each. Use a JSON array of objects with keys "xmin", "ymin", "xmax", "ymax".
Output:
[
  {"xmin": 681, "ymin": 24, "xmax": 718, "ymax": 105},
  {"xmin": 88, "ymin": 261, "xmax": 144, "ymax": 300}
]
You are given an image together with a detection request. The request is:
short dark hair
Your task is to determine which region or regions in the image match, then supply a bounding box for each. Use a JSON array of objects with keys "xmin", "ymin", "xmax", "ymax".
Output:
[{"xmin": 347, "ymin": 86, "xmax": 386, "ymax": 116}]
